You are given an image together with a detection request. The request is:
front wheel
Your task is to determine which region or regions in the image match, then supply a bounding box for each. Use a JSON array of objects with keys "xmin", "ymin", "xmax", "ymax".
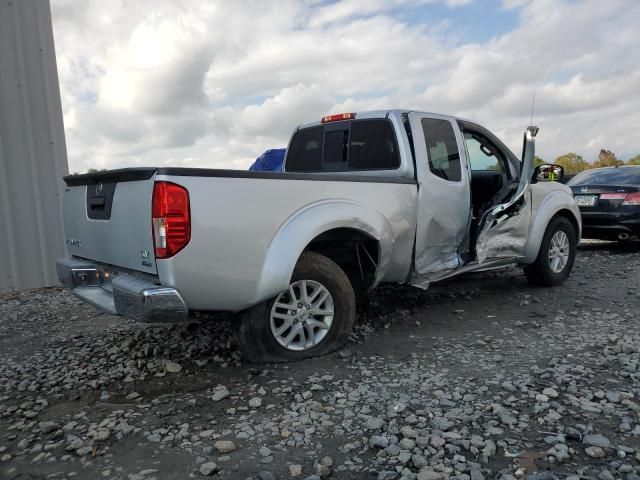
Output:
[
  {"xmin": 236, "ymin": 251, "xmax": 356, "ymax": 363},
  {"xmin": 524, "ymin": 216, "xmax": 577, "ymax": 286}
]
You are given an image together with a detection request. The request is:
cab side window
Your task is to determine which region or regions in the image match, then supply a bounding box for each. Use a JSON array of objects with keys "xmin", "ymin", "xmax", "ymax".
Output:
[
  {"xmin": 464, "ymin": 132, "xmax": 506, "ymax": 174},
  {"xmin": 421, "ymin": 118, "xmax": 461, "ymax": 182}
]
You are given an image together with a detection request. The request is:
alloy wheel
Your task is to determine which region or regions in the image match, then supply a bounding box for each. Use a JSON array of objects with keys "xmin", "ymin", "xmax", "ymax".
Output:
[
  {"xmin": 270, "ymin": 280, "xmax": 335, "ymax": 351},
  {"xmin": 548, "ymin": 230, "xmax": 570, "ymax": 273}
]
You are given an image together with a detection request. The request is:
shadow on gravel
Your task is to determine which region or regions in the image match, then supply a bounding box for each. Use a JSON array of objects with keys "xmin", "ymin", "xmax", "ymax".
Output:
[
  {"xmin": 578, "ymin": 239, "xmax": 640, "ymax": 254},
  {"xmin": 1, "ymin": 239, "xmax": 639, "ymax": 479}
]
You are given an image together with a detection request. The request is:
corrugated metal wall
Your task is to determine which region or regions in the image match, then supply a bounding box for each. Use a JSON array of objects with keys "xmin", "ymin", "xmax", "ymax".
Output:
[{"xmin": 0, "ymin": 0, "xmax": 69, "ymax": 292}]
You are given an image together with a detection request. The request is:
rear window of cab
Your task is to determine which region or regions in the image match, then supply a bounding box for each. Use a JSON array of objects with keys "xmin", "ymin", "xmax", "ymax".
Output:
[{"xmin": 285, "ymin": 119, "xmax": 400, "ymax": 172}]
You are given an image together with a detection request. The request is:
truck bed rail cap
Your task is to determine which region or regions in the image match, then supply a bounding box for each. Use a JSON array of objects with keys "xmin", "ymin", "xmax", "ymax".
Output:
[
  {"xmin": 63, "ymin": 168, "xmax": 157, "ymax": 186},
  {"xmin": 156, "ymin": 168, "xmax": 417, "ymax": 184},
  {"xmin": 63, "ymin": 167, "xmax": 417, "ymax": 186}
]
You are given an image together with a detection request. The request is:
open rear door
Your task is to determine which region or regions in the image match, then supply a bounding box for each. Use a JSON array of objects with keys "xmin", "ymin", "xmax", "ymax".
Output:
[
  {"xmin": 475, "ymin": 127, "xmax": 538, "ymax": 264},
  {"xmin": 408, "ymin": 113, "xmax": 472, "ymax": 277}
]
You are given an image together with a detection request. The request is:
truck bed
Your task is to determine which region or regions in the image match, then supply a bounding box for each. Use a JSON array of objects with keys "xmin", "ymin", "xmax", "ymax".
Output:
[{"xmin": 61, "ymin": 167, "xmax": 417, "ymax": 312}]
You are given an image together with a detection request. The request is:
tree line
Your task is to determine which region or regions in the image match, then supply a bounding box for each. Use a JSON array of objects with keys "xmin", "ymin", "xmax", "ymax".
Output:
[{"xmin": 535, "ymin": 150, "xmax": 640, "ymax": 174}]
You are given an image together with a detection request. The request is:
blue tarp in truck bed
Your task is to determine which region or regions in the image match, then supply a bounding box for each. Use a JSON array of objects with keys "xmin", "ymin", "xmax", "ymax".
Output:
[{"xmin": 248, "ymin": 149, "xmax": 286, "ymax": 172}]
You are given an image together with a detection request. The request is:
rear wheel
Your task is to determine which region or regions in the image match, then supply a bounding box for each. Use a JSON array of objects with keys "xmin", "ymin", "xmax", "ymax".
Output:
[
  {"xmin": 524, "ymin": 216, "xmax": 577, "ymax": 286},
  {"xmin": 236, "ymin": 251, "xmax": 356, "ymax": 363}
]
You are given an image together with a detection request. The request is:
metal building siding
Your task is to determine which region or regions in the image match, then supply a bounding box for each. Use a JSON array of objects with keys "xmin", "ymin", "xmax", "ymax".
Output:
[{"xmin": 0, "ymin": 0, "xmax": 69, "ymax": 292}]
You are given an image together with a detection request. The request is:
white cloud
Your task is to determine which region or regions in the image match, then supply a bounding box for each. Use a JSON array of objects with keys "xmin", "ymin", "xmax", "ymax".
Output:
[
  {"xmin": 51, "ymin": 0, "xmax": 640, "ymax": 173},
  {"xmin": 310, "ymin": 0, "xmax": 472, "ymax": 27}
]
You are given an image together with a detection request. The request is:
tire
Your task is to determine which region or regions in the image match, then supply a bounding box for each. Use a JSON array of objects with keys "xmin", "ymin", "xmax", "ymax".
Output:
[
  {"xmin": 524, "ymin": 216, "xmax": 577, "ymax": 286},
  {"xmin": 235, "ymin": 251, "xmax": 356, "ymax": 363}
]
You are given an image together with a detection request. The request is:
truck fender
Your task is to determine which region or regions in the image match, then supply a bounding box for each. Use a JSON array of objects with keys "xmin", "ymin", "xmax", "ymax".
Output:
[
  {"xmin": 253, "ymin": 199, "xmax": 395, "ymax": 305},
  {"xmin": 522, "ymin": 190, "xmax": 581, "ymax": 264}
]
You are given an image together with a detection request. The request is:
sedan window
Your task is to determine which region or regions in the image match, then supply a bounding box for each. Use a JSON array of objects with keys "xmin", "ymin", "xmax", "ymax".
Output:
[{"xmin": 568, "ymin": 167, "xmax": 640, "ymax": 186}]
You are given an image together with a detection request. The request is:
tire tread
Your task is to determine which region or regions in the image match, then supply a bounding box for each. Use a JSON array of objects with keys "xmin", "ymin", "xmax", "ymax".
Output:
[
  {"xmin": 524, "ymin": 216, "xmax": 577, "ymax": 286},
  {"xmin": 235, "ymin": 251, "xmax": 355, "ymax": 363}
]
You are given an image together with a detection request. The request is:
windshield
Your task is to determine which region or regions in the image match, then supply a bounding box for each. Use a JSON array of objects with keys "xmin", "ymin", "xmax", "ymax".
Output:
[{"xmin": 567, "ymin": 167, "xmax": 640, "ymax": 186}]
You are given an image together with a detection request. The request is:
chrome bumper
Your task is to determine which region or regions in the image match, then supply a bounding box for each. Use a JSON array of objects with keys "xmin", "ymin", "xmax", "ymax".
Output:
[{"xmin": 56, "ymin": 257, "xmax": 188, "ymax": 322}]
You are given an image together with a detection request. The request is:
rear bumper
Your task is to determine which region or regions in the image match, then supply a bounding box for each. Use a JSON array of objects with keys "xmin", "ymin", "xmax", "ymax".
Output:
[
  {"xmin": 579, "ymin": 210, "xmax": 640, "ymax": 239},
  {"xmin": 56, "ymin": 257, "xmax": 188, "ymax": 322}
]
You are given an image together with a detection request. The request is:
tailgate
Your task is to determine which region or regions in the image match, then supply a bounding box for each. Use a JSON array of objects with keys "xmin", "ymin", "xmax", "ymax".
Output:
[{"xmin": 63, "ymin": 168, "xmax": 158, "ymax": 274}]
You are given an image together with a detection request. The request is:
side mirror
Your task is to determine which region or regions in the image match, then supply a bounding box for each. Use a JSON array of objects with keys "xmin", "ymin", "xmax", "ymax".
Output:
[{"xmin": 532, "ymin": 164, "xmax": 564, "ymax": 183}]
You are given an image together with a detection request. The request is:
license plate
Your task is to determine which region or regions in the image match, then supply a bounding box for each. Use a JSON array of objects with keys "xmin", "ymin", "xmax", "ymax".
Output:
[{"xmin": 574, "ymin": 194, "xmax": 597, "ymax": 207}]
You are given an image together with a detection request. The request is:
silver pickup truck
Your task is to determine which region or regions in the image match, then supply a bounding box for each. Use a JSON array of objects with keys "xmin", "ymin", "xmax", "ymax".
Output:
[{"xmin": 57, "ymin": 110, "xmax": 581, "ymax": 362}]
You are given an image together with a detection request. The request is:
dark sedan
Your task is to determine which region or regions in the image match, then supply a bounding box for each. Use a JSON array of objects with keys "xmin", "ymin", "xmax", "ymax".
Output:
[{"xmin": 568, "ymin": 166, "xmax": 640, "ymax": 241}]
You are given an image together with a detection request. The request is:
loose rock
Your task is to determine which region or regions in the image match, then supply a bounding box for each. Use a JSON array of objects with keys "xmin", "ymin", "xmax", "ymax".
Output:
[{"xmin": 199, "ymin": 461, "xmax": 219, "ymax": 475}]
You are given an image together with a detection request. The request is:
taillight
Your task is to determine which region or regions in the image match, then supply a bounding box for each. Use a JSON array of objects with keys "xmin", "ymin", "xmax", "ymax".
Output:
[
  {"xmin": 321, "ymin": 112, "xmax": 356, "ymax": 123},
  {"xmin": 152, "ymin": 182, "xmax": 190, "ymax": 259},
  {"xmin": 600, "ymin": 193, "xmax": 627, "ymax": 200},
  {"xmin": 622, "ymin": 192, "xmax": 640, "ymax": 206}
]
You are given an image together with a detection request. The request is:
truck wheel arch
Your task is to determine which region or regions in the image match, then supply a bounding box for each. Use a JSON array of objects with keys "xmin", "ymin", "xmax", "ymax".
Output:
[
  {"xmin": 304, "ymin": 227, "xmax": 381, "ymax": 298},
  {"xmin": 523, "ymin": 190, "xmax": 581, "ymax": 264},
  {"xmin": 253, "ymin": 200, "xmax": 394, "ymax": 306}
]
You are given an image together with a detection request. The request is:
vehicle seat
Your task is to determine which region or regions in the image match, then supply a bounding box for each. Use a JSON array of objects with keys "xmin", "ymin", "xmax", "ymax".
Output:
[{"xmin": 470, "ymin": 171, "xmax": 504, "ymax": 215}]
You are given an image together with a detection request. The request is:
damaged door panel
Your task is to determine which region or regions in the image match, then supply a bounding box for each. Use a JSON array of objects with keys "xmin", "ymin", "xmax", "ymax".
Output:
[
  {"xmin": 476, "ymin": 126, "xmax": 538, "ymax": 264},
  {"xmin": 476, "ymin": 189, "xmax": 533, "ymax": 264},
  {"xmin": 408, "ymin": 113, "xmax": 472, "ymax": 276}
]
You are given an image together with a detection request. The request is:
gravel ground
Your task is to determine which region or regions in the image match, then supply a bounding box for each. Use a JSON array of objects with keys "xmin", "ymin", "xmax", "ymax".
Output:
[{"xmin": 1, "ymin": 241, "xmax": 639, "ymax": 480}]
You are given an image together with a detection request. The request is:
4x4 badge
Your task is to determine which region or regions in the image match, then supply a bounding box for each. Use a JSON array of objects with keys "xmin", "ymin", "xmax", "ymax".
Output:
[{"xmin": 96, "ymin": 183, "xmax": 103, "ymax": 195}]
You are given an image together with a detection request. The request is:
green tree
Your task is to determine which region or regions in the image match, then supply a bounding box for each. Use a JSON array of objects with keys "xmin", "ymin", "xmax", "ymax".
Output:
[
  {"xmin": 534, "ymin": 156, "xmax": 546, "ymax": 167},
  {"xmin": 593, "ymin": 149, "xmax": 623, "ymax": 168},
  {"xmin": 627, "ymin": 155, "xmax": 640, "ymax": 165},
  {"xmin": 87, "ymin": 168, "xmax": 99, "ymax": 173},
  {"xmin": 553, "ymin": 152, "xmax": 590, "ymax": 175}
]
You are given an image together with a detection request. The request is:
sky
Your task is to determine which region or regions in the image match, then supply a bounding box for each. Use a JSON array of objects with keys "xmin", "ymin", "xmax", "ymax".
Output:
[{"xmin": 50, "ymin": 0, "xmax": 640, "ymax": 174}]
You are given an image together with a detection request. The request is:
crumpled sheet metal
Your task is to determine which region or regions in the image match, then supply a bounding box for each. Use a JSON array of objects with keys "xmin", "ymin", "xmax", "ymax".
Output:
[
  {"xmin": 476, "ymin": 191, "xmax": 532, "ymax": 264},
  {"xmin": 414, "ymin": 243, "xmax": 461, "ymax": 275}
]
